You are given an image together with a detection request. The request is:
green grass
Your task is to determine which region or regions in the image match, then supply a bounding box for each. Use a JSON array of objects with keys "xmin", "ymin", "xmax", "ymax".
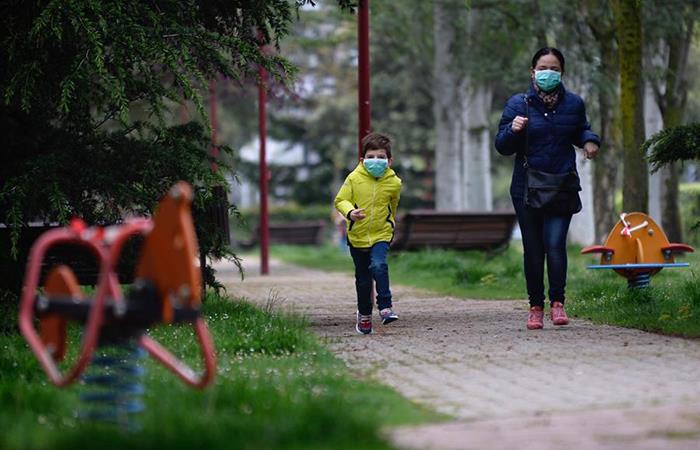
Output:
[
  {"xmin": 567, "ymin": 273, "xmax": 700, "ymax": 337},
  {"xmin": 0, "ymin": 292, "xmax": 443, "ymax": 450},
  {"xmin": 270, "ymin": 244, "xmax": 534, "ymax": 299},
  {"xmin": 270, "ymin": 243, "xmax": 700, "ymax": 337}
]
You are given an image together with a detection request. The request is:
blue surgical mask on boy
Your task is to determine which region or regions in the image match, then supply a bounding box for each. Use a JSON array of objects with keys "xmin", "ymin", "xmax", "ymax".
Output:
[
  {"xmin": 363, "ymin": 158, "xmax": 388, "ymax": 178},
  {"xmin": 534, "ymin": 69, "xmax": 561, "ymax": 92}
]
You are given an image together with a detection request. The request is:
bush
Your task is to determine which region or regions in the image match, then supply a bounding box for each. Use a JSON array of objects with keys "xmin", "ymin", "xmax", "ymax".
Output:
[{"xmin": 679, "ymin": 182, "xmax": 700, "ymax": 245}]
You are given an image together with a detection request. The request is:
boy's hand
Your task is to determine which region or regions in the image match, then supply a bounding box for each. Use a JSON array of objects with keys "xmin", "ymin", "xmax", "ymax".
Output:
[{"xmin": 349, "ymin": 209, "xmax": 366, "ymax": 221}]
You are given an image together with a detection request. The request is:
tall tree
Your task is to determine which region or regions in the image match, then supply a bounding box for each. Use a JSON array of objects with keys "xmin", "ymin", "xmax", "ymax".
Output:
[
  {"xmin": 578, "ymin": 0, "xmax": 623, "ymax": 241},
  {"xmin": 612, "ymin": 0, "xmax": 648, "ymax": 212},
  {"xmin": 643, "ymin": 0, "xmax": 700, "ymax": 241}
]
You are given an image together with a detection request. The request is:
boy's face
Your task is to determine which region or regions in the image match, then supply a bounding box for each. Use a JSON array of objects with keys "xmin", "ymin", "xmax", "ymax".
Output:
[{"xmin": 362, "ymin": 148, "xmax": 392, "ymax": 166}]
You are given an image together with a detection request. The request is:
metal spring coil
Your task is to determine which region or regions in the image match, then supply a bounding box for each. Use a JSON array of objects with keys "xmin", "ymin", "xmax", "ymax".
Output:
[
  {"xmin": 79, "ymin": 341, "xmax": 146, "ymax": 430},
  {"xmin": 627, "ymin": 272, "xmax": 651, "ymax": 289}
]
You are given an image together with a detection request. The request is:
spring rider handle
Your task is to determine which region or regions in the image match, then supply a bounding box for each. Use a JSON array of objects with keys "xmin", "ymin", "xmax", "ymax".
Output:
[{"xmin": 18, "ymin": 224, "xmax": 113, "ymax": 386}]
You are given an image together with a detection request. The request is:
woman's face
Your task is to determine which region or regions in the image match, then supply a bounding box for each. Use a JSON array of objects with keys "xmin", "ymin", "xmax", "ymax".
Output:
[{"xmin": 531, "ymin": 53, "xmax": 562, "ymax": 76}]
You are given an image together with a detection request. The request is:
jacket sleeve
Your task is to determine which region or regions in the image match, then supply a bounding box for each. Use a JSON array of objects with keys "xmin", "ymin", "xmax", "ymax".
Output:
[
  {"xmin": 334, "ymin": 177, "xmax": 355, "ymax": 218},
  {"xmin": 575, "ymin": 101, "xmax": 601, "ymax": 148},
  {"xmin": 390, "ymin": 179, "xmax": 401, "ymax": 220},
  {"xmin": 495, "ymin": 96, "xmax": 526, "ymax": 156}
]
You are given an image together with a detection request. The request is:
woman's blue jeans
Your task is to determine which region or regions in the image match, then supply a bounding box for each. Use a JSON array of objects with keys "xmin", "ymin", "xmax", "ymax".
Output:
[
  {"xmin": 349, "ymin": 242, "xmax": 392, "ymax": 315},
  {"xmin": 513, "ymin": 197, "xmax": 573, "ymax": 308}
]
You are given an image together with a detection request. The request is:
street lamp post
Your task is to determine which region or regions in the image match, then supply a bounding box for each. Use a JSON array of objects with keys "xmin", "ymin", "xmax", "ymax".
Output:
[{"xmin": 358, "ymin": 0, "xmax": 371, "ymax": 158}]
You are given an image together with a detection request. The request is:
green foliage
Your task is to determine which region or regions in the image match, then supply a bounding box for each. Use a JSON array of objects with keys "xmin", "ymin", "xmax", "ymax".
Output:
[
  {"xmin": 0, "ymin": 290, "xmax": 442, "ymax": 449},
  {"xmin": 0, "ymin": 1, "xmax": 326, "ymax": 292},
  {"xmin": 644, "ymin": 123, "xmax": 700, "ymax": 172},
  {"xmin": 1, "ymin": 1, "xmax": 299, "ymax": 125},
  {"xmin": 1, "ymin": 122, "xmax": 227, "ymax": 226}
]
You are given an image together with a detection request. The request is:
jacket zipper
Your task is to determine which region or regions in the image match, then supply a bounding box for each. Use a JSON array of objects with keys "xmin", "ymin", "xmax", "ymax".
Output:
[{"xmin": 368, "ymin": 179, "xmax": 377, "ymax": 246}]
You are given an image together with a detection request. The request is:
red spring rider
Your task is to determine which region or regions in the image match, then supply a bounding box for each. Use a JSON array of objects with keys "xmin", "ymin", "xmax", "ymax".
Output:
[{"xmin": 18, "ymin": 182, "xmax": 216, "ymax": 427}]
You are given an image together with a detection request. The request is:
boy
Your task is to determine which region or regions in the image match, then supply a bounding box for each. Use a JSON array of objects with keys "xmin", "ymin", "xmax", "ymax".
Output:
[{"xmin": 334, "ymin": 132, "xmax": 402, "ymax": 334}]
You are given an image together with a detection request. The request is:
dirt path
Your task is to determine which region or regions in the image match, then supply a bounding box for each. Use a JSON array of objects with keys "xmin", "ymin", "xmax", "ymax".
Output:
[{"xmin": 216, "ymin": 255, "xmax": 700, "ymax": 450}]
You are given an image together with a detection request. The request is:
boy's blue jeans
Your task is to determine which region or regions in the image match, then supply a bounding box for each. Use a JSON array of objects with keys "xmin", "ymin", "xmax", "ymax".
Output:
[
  {"xmin": 513, "ymin": 197, "xmax": 573, "ymax": 308},
  {"xmin": 349, "ymin": 242, "xmax": 392, "ymax": 316}
]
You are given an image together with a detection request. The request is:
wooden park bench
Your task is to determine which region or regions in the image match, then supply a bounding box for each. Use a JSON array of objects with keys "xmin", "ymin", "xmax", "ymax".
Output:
[
  {"xmin": 239, "ymin": 220, "xmax": 326, "ymax": 248},
  {"xmin": 390, "ymin": 210, "xmax": 517, "ymax": 251},
  {"xmin": 1, "ymin": 223, "xmax": 137, "ymax": 288}
]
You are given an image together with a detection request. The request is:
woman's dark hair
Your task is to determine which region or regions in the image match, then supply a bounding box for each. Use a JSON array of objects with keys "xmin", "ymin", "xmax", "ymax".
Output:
[{"xmin": 531, "ymin": 47, "xmax": 565, "ymax": 72}]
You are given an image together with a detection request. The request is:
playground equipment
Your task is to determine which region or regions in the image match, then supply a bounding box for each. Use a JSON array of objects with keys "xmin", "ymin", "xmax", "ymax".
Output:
[
  {"xmin": 581, "ymin": 212, "xmax": 694, "ymax": 288},
  {"xmin": 18, "ymin": 182, "xmax": 216, "ymax": 428}
]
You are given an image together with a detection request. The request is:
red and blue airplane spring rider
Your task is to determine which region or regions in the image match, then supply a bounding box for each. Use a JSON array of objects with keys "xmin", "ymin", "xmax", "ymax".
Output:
[
  {"xmin": 581, "ymin": 212, "xmax": 694, "ymax": 288},
  {"xmin": 18, "ymin": 182, "xmax": 216, "ymax": 428}
]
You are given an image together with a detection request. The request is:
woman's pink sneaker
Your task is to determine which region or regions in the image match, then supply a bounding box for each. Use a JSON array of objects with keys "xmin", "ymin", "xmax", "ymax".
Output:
[
  {"xmin": 527, "ymin": 306, "xmax": 544, "ymax": 330},
  {"xmin": 550, "ymin": 301, "xmax": 569, "ymax": 326}
]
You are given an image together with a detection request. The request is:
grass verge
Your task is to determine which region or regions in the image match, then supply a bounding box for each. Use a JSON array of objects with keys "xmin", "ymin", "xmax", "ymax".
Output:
[{"xmin": 0, "ymin": 291, "xmax": 443, "ymax": 450}]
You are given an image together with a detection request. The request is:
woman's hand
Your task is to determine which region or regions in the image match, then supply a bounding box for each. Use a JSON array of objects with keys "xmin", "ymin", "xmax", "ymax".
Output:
[
  {"xmin": 511, "ymin": 115, "xmax": 529, "ymax": 133},
  {"xmin": 584, "ymin": 142, "xmax": 599, "ymax": 159},
  {"xmin": 349, "ymin": 209, "xmax": 366, "ymax": 221}
]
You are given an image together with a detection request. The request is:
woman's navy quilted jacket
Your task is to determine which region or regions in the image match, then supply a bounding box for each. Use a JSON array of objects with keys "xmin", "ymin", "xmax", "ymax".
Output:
[{"xmin": 495, "ymin": 83, "xmax": 600, "ymax": 199}]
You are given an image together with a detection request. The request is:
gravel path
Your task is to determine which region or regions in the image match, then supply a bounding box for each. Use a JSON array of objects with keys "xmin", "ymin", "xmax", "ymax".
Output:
[{"xmin": 216, "ymin": 255, "xmax": 700, "ymax": 450}]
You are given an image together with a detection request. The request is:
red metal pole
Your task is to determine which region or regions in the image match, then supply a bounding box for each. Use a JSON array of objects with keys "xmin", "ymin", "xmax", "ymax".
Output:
[
  {"xmin": 358, "ymin": 0, "xmax": 371, "ymax": 159},
  {"xmin": 358, "ymin": 0, "xmax": 378, "ymax": 301},
  {"xmin": 258, "ymin": 66, "xmax": 270, "ymax": 275}
]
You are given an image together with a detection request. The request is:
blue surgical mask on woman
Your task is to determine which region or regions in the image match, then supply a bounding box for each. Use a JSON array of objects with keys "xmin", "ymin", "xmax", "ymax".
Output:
[
  {"xmin": 534, "ymin": 69, "xmax": 561, "ymax": 92},
  {"xmin": 363, "ymin": 158, "xmax": 388, "ymax": 177}
]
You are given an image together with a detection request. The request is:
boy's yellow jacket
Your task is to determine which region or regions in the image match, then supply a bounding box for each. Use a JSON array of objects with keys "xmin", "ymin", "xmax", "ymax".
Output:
[{"xmin": 334, "ymin": 162, "xmax": 402, "ymax": 248}]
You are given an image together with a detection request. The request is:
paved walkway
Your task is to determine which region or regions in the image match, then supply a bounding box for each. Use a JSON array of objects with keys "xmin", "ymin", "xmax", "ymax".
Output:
[{"xmin": 216, "ymin": 255, "xmax": 700, "ymax": 450}]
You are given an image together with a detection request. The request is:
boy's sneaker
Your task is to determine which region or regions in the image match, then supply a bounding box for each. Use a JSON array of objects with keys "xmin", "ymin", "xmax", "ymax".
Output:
[
  {"xmin": 527, "ymin": 306, "xmax": 544, "ymax": 330},
  {"xmin": 550, "ymin": 301, "xmax": 569, "ymax": 326},
  {"xmin": 379, "ymin": 308, "xmax": 399, "ymax": 325},
  {"xmin": 356, "ymin": 311, "xmax": 372, "ymax": 334}
]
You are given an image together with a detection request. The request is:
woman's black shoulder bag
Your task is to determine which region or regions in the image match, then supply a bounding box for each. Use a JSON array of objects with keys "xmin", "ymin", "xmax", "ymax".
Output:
[{"xmin": 521, "ymin": 96, "xmax": 582, "ymax": 215}]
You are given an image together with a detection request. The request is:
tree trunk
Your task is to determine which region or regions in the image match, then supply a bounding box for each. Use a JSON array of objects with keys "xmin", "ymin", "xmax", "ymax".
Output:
[
  {"xmin": 433, "ymin": 0, "xmax": 462, "ymax": 211},
  {"xmin": 645, "ymin": 83, "xmax": 664, "ymax": 220},
  {"xmin": 593, "ymin": 34, "xmax": 621, "ymax": 242},
  {"xmin": 432, "ymin": 2, "xmax": 492, "ymax": 211},
  {"xmin": 461, "ymin": 81, "xmax": 493, "ymax": 211},
  {"xmin": 656, "ymin": 19, "xmax": 693, "ymax": 242},
  {"xmin": 612, "ymin": 0, "xmax": 647, "ymax": 213}
]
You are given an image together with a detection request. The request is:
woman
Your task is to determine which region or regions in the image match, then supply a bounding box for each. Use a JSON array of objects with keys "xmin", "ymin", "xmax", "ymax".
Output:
[{"xmin": 495, "ymin": 47, "xmax": 600, "ymax": 330}]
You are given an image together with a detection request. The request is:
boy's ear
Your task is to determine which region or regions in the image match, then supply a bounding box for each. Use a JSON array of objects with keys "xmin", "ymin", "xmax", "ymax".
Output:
[{"xmin": 388, "ymin": 157, "xmax": 393, "ymax": 166}]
